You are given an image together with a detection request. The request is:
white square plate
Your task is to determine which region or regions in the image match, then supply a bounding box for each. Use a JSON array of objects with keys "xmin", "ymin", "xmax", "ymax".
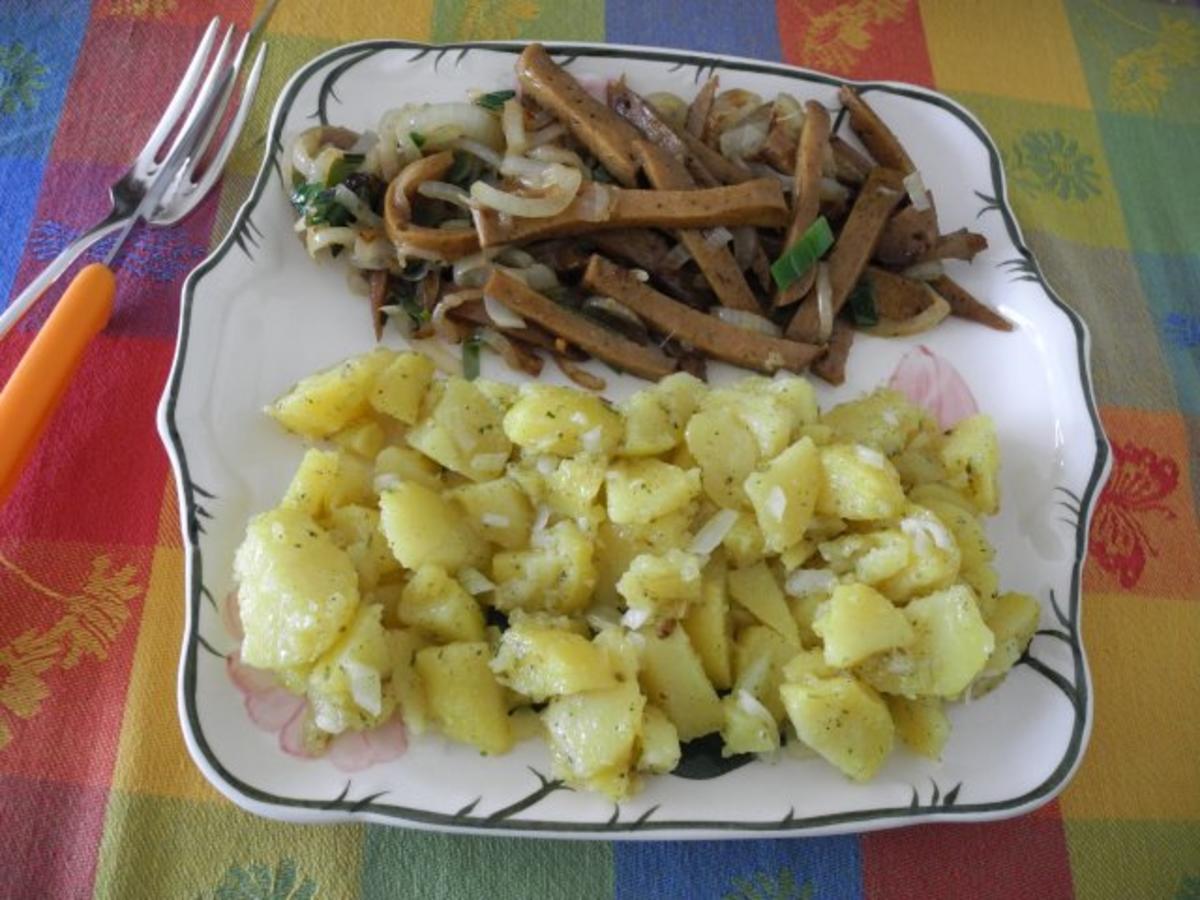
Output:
[{"xmin": 159, "ymin": 41, "xmax": 1108, "ymax": 838}]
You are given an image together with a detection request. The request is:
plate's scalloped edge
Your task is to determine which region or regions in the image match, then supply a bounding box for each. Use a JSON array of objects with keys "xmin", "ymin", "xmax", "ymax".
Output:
[{"xmin": 156, "ymin": 39, "xmax": 1110, "ymax": 838}]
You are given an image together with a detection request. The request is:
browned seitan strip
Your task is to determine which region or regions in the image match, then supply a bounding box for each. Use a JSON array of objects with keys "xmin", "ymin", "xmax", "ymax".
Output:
[
  {"xmin": 686, "ymin": 76, "xmax": 718, "ymax": 139},
  {"xmin": 446, "ymin": 299, "xmax": 573, "ymax": 355},
  {"xmin": 679, "ymin": 130, "xmax": 756, "ymax": 185},
  {"xmin": 634, "ymin": 140, "xmax": 761, "ymax": 312},
  {"xmin": 588, "ymin": 229, "xmax": 712, "ymax": 308},
  {"xmin": 608, "ymin": 80, "xmax": 719, "ymax": 187},
  {"xmin": 874, "ymin": 201, "xmax": 939, "ymax": 267},
  {"xmin": 384, "ymin": 151, "xmax": 481, "ymax": 259},
  {"xmin": 839, "ymin": 86, "xmax": 914, "ymax": 175},
  {"xmin": 582, "ymin": 255, "xmax": 821, "ymax": 374},
  {"xmin": 811, "ymin": 318, "xmax": 854, "ymax": 385},
  {"xmin": 931, "ymin": 275, "xmax": 1013, "ymax": 332},
  {"xmin": 860, "ymin": 267, "xmax": 934, "ymax": 320},
  {"xmin": 368, "ymin": 270, "xmax": 388, "ymax": 341},
  {"xmin": 472, "ymin": 179, "xmax": 788, "ymax": 246},
  {"xmin": 516, "ymin": 43, "xmax": 644, "ymax": 187},
  {"xmin": 775, "ymin": 100, "xmax": 832, "ymax": 308},
  {"xmin": 831, "ymin": 136, "xmax": 873, "ymax": 185},
  {"xmin": 920, "ymin": 228, "xmax": 988, "ymax": 263},
  {"xmin": 786, "ymin": 167, "xmax": 906, "ymax": 342},
  {"xmin": 483, "ymin": 269, "xmax": 678, "ymax": 380}
]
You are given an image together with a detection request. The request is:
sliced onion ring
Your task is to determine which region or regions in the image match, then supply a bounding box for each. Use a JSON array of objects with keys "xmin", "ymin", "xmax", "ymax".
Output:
[
  {"xmin": 483, "ymin": 293, "xmax": 527, "ymax": 329},
  {"xmin": 714, "ymin": 307, "xmax": 782, "ymax": 337},
  {"xmin": 904, "ymin": 170, "xmax": 931, "ymax": 211},
  {"xmin": 815, "ymin": 262, "xmax": 833, "ymax": 342},
  {"xmin": 689, "ymin": 509, "xmax": 739, "ymax": 556}
]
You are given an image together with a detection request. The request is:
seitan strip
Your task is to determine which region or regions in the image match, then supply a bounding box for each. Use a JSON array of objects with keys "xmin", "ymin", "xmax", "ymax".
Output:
[
  {"xmin": 446, "ymin": 299, "xmax": 576, "ymax": 355},
  {"xmin": 860, "ymin": 267, "xmax": 935, "ymax": 321},
  {"xmin": 931, "ymin": 275, "xmax": 1013, "ymax": 331},
  {"xmin": 634, "ymin": 140, "xmax": 761, "ymax": 312},
  {"xmin": 686, "ymin": 76, "xmax": 719, "ymax": 139},
  {"xmin": 516, "ymin": 43, "xmax": 644, "ymax": 187},
  {"xmin": 874, "ymin": 201, "xmax": 940, "ymax": 267},
  {"xmin": 483, "ymin": 269, "xmax": 678, "ymax": 380},
  {"xmin": 839, "ymin": 86, "xmax": 914, "ymax": 175},
  {"xmin": 920, "ymin": 228, "xmax": 988, "ymax": 263},
  {"xmin": 588, "ymin": 229, "xmax": 712, "ymax": 308},
  {"xmin": 608, "ymin": 79, "xmax": 719, "ymax": 187},
  {"xmin": 775, "ymin": 100, "xmax": 832, "ymax": 308},
  {"xmin": 786, "ymin": 167, "xmax": 906, "ymax": 342},
  {"xmin": 810, "ymin": 318, "xmax": 854, "ymax": 385},
  {"xmin": 472, "ymin": 179, "xmax": 788, "ymax": 246},
  {"xmin": 384, "ymin": 151, "xmax": 481, "ymax": 260},
  {"xmin": 830, "ymin": 136, "xmax": 873, "ymax": 185},
  {"xmin": 679, "ymin": 129, "xmax": 755, "ymax": 185},
  {"xmin": 582, "ymin": 255, "xmax": 821, "ymax": 374},
  {"xmin": 368, "ymin": 270, "xmax": 388, "ymax": 341}
]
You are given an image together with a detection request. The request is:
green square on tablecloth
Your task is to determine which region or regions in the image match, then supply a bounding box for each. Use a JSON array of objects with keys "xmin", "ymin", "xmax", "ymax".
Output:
[
  {"xmin": 1064, "ymin": 820, "xmax": 1200, "ymax": 900},
  {"xmin": 432, "ymin": 0, "xmax": 605, "ymax": 43}
]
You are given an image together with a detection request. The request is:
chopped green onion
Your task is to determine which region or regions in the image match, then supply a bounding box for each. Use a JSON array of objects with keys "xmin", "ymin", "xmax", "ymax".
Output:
[
  {"xmin": 848, "ymin": 279, "xmax": 877, "ymax": 326},
  {"xmin": 462, "ymin": 334, "xmax": 482, "ymax": 380},
  {"xmin": 475, "ymin": 89, "xmax": 517, "ymax": 111},
  {"xmin": 409, "ymin": 131, "xmax": 426, "ymax": 149},
  {"xmin": 446, "ymin": 151, "xmax": 475, "ymax": 187},
  {"xmin": 325, "ymin": 152, "xmax": 364, "ymax": 187},
  {"xmin": 770, "ymin": 216, "xmax": 834, "ymax": 291}
]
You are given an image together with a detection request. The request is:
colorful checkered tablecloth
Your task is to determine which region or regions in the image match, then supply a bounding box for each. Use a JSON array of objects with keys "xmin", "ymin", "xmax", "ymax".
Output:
[{"xmin": 1, "ymin": 1, "xmax": 1198, "ymax": 897}]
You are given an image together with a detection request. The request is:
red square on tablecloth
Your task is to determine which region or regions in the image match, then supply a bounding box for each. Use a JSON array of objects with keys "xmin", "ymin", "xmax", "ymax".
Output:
[
  {"xmin": 776, "ymin": 0, "xmax": 934, "ymax": 86},
  {"xmin": 862, "ymin": 811, "xmax": 1075, "ymax": 899},
  {"xmin": 0, "ymin": 332, "xmax": 172, "ymax": 547},
  {"xmin": 0, "ymin": 539, "xmax": 150, "ymax": 788}
]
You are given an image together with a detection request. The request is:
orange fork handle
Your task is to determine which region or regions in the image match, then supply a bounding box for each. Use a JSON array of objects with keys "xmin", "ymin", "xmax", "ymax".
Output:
[{"xmin": 0, "ymin": 263, "xmax": 116, "ymax": 505}]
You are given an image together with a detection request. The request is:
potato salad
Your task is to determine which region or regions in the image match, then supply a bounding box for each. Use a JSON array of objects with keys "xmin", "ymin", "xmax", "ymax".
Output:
[{"xmin": 232, "ymin": 348, "xmax": 1039, "ymax": 797}]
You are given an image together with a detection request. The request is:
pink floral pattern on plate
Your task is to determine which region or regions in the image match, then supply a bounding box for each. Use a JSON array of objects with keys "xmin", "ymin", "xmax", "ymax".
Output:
[{"xmin": 887, "ymin": 345, "xmax": 979, "ymax": 429}]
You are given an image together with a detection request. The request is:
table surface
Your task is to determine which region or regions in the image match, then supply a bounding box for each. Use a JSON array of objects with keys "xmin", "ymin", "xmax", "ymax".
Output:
[{"xmin": 1, "ymin": 1, "xmax": 1198, "ymax": 898}]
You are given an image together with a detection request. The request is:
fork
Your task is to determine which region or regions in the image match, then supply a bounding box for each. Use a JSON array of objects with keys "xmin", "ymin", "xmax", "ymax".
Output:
[{"xmin": 0, "ymin": 18, "xmax": 266, "ymax": 504}]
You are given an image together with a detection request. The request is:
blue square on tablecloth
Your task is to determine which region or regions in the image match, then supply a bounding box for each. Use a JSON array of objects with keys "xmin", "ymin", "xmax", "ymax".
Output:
[
  {"xmin": 614, "ymin": 835, "xmax": 862, "ymax": 900},
  {"xmin": 1133, "ymin": 251, "xmax": 1200, "ymax": 418},
  {"xmin": 604, "ymin": 0, "xmax": 781, "ymax": 62},
  {"xmin": 0, "ymin": 6, "xmax": 89, "ymax": 159},
  {"xmin": 0, "ymin": 155, "xmax": 45, "ymax": 307}
]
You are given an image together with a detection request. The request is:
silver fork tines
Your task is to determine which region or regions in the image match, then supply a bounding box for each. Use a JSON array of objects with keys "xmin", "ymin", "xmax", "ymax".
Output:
[{"xmin": 0, "ymin": 17, "xmax": 267, "ymax": 339}]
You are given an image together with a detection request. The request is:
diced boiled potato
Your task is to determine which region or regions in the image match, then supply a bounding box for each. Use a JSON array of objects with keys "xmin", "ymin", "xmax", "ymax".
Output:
[
  {"xmin": 721, "ymin": 511, "xmax": 765, "ymax": 567},
  {"xmin": 720, "ymin": 690, "xmax": 780, "ymax": 756},
  {"xmin": 542, "ymin": 683, "xmax": 645, "ymax": 798},
  {"xmin": 940, "ymin": 414, "xmax": 1000, "ymax": 515},
  {"xmin": 778, "ymin": 539, "xmax": 815, "ymax": 571},
  {"xmin": 476, "ymin": 378, "xmax": 519, "ymax": 410},
  {"xmin": 606, "ymin": 459, "xmax": 701, "ymax": 525},
  {"xmin": 370, "ymin": 351, "xmax": 435, "ymax": 424},
  {"xmin": 387, "ymin": 628, "xmax": 430, "ymax": 735},
  {"xmin": 617, "ymin": 549, "xmax": 704, "ymax": 624},
  {"xmin": 728, "ymin": 562, "xmax": 801, "ymax": 648},
  {"xmin": 638, "ymin": 628, "xmax": 723, "ymax": 740},
  {"xmin": 781, "ymin": 673, "xmax": 894, "ymax": 782},
  {"xmin": 490, "ymin": 621, "xmax": 617, "ymax": 702},
  {"xmin": 727, "ymin": 389, "xmax": 795, "ymax": 458},
  {"xmin": 331, "ymin": 419, "xmax": 386, "ymax": 460},
  {"xmin": 416, "ymin": 642, "xmax": 513, "ymax": 755},
  {"xmin": 397, "ymin": 564, "xmax": 486, "ymax": 644},
  {"xmin": 789, "ymin": 592, "xmax": 828, "ymax": 648},
  {"xmin": 268, "ymin": 349, "xmax": 393, "ymax": 438},
  {"xmin": 818, "ymin": 530, "xmax": 911, "ymax": 585},
  {"xmin": 654, "ymin": 371, "xmax": 707, "ymax": 429},
  {"xmin": 757, "ymin": 375, "xmax": 818, "ymax": 427},
  {"xmin": 307, "ymin": 604, "xmax": 392, "ymax": 735},
  {"xmin": 637, "ymin": 704, "xmax": 682, "ymax": 773},
  {"xmin": 980, "ymin": 591, "xmax": 1040, "ymax": 680},
  {"xmin": 682, "ymin": 556, "xmax": 732, "ymax": 690},
  {"xmin": 858, "ymin": 584, "xmax": 995, "ymax": 698},
  {"xmin": 492, "ymin": 520, "xmax": 595, "ymax": 614},
  {"xmin": 620, "ymin": 506, "xmax": 695, "ymax": 552},
  {"xmin": 876, "ymin": 505, "xmax": 962, "ymax": 603},
  {"xmin": 812, "ymin": 583, "xmax": 915, "ymax": 668},
  {"xmin": 731, "ymin": 624, "xmax": 795, "ymax": 723},
  {"xmin": 594, "ymin": 519, "xmax": 642, "ymax": 607},
  {"xmin": 446, "ymin": 477, "xmax": 533, "ymax": 550},
  {"xmin": 326, "ymin": 504, "xmax": 400, "ymax": 590},
  {"xmin": 234, "ymin": 507, "xmax": 359, "ymax": 670},
  {"xmin": 816, "ymin": 444, "xmax": 907, "ymax": 521},
  {"xmin": 406, "ymin": 378, "xmax": 511, "ymax": 481},
  {"xmin": 744, "ymin": 436, "xmax": 821, "ymax": 553},
  {"xmin": 822, "ymin": 389, "xmax": 924, "ymax": 457},
  {"xmin": 915, "ymin": 493, "xmax": 996, "ymax": 602},
  {"xmin": 375, "ymin": 445, "xmax": 443, "ymax": 491},
  {"xmin": 507, "ymin": 609, "xmax": 591, "ymax": 636},
  {"xmin": 781, "ymin": 648, "xmax": 836, "ymax": 683},
  {"xmin": 892, "ymin": 441, "xmax": 949, "ymax": 490},
  {"xmin": 378, "ymin": 481, "xmax": 488, "ymax": 572},
  {"xmin": 685, "ymin": 407, "xmax": 760, "ymax": 509},
  {"xmin": 282, "ymin": 449, "xmax": 372, "ymax": 519},
  {"xmin": 619, "ymin": 391, "xmax": 678, "ymax": 457},
  {"xmin": 886, "ymin": 695, "xmax": 950, "ymax": 760},
  {"xmin": 545, "ymin": 455, "xmax": 606, "ymax": 518},
  {"xmin": 370, "ymin": 580, "xmax": 407, "ymax": 629},
  {"xmin": 503, "ymin": 385, "xmax": 623, "ymax": 456},
  {"xmin": 593, "ymin": 626, "xmax": 640, "ymax": 684}
]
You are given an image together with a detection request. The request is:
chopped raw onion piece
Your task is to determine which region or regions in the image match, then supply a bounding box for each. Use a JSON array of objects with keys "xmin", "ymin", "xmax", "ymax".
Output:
[
  {"xmin": 483, "ymin": 293, "xmax": 527, "ymax": 329},
  {"xmin": 714, "ymin": 307, "xmax": 782, "ymax": 337},
  {"xmin": 784, "ymin": 567, "xmax": 836, "ymax": 598},
  {"xmin": 770, "ymin": 216, "xmax": 834, "ymax": 290},
  {"xmin": 451, "ymin": 137, "xmax": 502, "ymax": 169},
  {"xmin": 718, "ymin": 104, "xmax": 771, "ymax": 160},
  {"xmin": 470, "ymin": 163, "xmax": 582, "ymax": 217},
  {"xmin": 704, "ymin": 225, "xmax": 734, "ymax": 249},
  {"xmin": 459, "ymin": 567, "xmax": 496, "ymax": 595},
  {"xmin": 416, "ymin": 180, "xmax": 472, "ymax": 209},
  {"xmin": 528, "ymin": 144, "xmax": 585, "ymax": 170},
  {"xmin": 689, "ymin": 509, "xmax": 739, "ymax": 556},
  {"xmin": 904, "ymin": 170, "xmax": 931, "ymax": 210},
  {"xmin": 501, "ymin": 98, "xmax": 527, "ymax": 154},
  {"xmin": 343, "ymin": 661, "xmax": 382, "ymax": 717},
  {"xmin": 332, "ymin": 183, "xmax": 382, "ymax": 227},
  {"xmin": 815, "ymin": 262, "xmax": 833, "ymax": 342}
]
